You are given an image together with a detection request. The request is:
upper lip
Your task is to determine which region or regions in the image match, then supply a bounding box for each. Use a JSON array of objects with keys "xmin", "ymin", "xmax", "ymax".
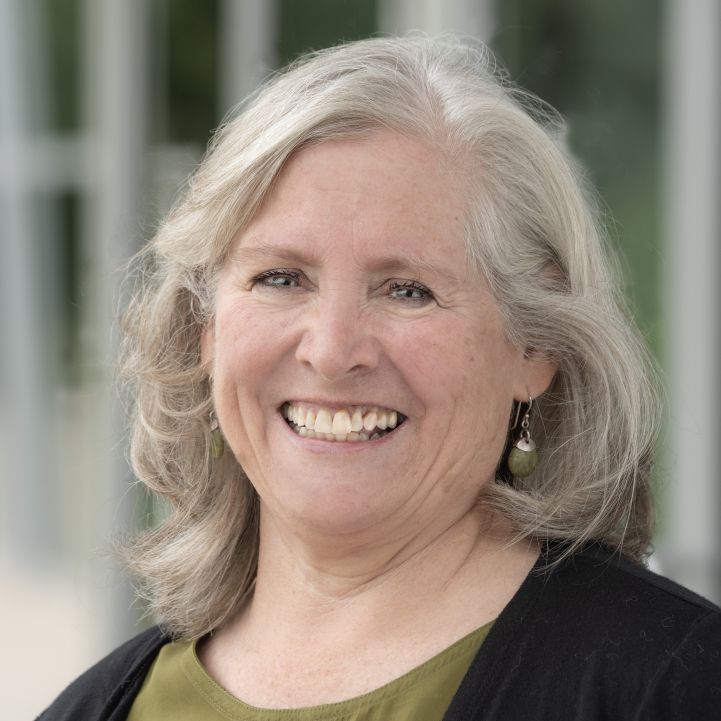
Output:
[{"xmin": 279, "ymin": 398, "xmax": 405, "ymax": 413}]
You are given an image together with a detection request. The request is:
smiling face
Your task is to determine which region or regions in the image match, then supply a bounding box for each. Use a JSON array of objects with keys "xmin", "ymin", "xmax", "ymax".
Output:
[{"xmin": 203, "ymin": 131, "xmax": 554, "ymax": 544}]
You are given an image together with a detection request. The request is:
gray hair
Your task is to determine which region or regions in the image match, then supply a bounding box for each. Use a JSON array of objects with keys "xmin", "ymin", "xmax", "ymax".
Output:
[{"xmin": 120, "ymin": 34, "xmax": 660, "ymax": 638}]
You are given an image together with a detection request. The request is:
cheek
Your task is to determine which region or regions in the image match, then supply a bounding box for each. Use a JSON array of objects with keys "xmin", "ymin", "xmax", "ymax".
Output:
[
  {"xmin": 213, "ymin": 301, "xmax": 281, "ymax": 375},
  {"xmin": 398, "ymin": 319, "xmax": 513, "ymax": 392},
  {"xmin": 393, "ymin": 320, "xmax": 517, "ymax": 438},
  {"xmin": 210, "ymin": 305, "xmax": 280, "ymax": 439}
]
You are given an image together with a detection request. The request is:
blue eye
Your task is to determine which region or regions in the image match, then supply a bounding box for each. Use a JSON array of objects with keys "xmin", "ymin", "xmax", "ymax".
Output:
[
  {"xmin": 253, "ymin": 269, "xmax": 301, "ymax": 288},
  {"xmin": 388, "ymin": 280, "xmax": 433, "ymax": 302}
]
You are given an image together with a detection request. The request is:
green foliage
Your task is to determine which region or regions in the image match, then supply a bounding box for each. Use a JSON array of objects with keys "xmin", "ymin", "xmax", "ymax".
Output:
[
  {"xmin": 278, "ymin": 0, "xmax": 377, "ymax": 64},
  {"xmin": 40, "ymin": 0, "xmax": 81, "ymax": 132},
  {"xmin": 162, "ymin": 0, "xmax": 220, "ymax": 143},
  {"xmin": 494, "ymin": 0, "xmax": 660, "ymax": 349}
]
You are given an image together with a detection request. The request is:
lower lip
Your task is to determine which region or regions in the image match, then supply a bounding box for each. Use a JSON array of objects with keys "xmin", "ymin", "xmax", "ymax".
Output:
[{"xmin": 276, "ymin": 412, "xmax": 404, "ymax": 453}]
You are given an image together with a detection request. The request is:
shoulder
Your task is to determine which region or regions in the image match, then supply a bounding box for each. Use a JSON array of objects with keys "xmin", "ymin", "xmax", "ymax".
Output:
[
  {"xmin": 542, "ymin": 545, "xmax": 721, "ymax": 716},
  {"xmin": 542, "ymin": 542, "xmax": 720, "ymax": 629},
  {"xmin": 451, "ymin": 543, "xmax": 721, "ymax": 720},
  {"xmin": 548, "ymin": 545, "xmax": 721, "ymax": 715},
  {"xmin": 36, "ymin": 626, "xmax": 168, "ymax": 721},
  {"xmin": 534, "ymin": 543, "xmax": 721, "ymax": 662}
]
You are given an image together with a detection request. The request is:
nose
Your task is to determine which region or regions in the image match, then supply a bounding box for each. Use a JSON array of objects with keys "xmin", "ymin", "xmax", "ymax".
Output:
[{"xmin": 294, "ymin": 290, "xmax": 380, "ymax": 382}]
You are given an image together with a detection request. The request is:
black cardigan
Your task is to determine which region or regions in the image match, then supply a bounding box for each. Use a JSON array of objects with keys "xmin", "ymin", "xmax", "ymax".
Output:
[{"xmin": 37, "ymin": 544, "xmax": 721, "ymax": 720}]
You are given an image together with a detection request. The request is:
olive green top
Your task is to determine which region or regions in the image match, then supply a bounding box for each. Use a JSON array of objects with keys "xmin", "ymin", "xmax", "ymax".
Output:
[{"xmin": 127, "ymin": 621, "xmax": 492, "ymax": 721}]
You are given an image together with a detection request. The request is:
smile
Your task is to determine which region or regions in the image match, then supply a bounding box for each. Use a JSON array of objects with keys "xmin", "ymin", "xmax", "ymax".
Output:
[{"xmin": 282, "ymin": 402, "xmax": 406, "ymax": 442}]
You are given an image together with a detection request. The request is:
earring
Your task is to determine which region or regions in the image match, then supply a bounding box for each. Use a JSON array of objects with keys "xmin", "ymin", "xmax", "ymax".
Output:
[
  {"xmin": 507, "ymin": 397, "xmax": 538, "ymax": 478},
  {"xmin": 209, "ymin": 409, "xmax": 225, "ymax": 460}
]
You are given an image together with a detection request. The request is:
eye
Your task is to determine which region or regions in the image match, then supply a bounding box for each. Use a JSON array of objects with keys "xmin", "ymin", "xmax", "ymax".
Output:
[
  {"xmin": 388, "ymin": 280, "xmax": 434, "ymax": 303},
  {"xmin": 251, "ymin": 269, "xmax": 302, "ymax": 289}
]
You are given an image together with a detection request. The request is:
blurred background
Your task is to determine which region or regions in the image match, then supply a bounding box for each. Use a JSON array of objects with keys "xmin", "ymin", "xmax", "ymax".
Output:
[{"xmin": 1, "ymin": 0, "xmax": 719, "ymax": 717}]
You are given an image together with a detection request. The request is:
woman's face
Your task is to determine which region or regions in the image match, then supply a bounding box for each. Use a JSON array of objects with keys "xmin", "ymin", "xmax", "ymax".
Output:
[{"xmin": 203, "ymin": 131, "xmax": 552, "ymax": 542}]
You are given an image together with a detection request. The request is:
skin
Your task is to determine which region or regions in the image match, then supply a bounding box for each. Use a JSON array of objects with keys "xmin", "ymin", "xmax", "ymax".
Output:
[{"xmin": 199, "ymin": 131, "xmax": 557, "ymax": 707}]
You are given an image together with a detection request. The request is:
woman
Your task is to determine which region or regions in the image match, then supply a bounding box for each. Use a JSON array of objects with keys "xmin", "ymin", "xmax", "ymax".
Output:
[{"xmin": 40, "ymin": 35, "xmax": 720, "ymax": 720}]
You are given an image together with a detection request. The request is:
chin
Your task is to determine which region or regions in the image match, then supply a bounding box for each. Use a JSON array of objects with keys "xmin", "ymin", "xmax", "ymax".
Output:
[{"xmin": 264, "ymin": 482, "xmax": 399, "ymax": 540}]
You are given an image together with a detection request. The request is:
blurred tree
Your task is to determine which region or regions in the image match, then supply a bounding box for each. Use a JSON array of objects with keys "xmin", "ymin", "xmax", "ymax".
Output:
[
  {"xmin": 40, "ymin": 0, "xmax": 80, "ymax": 132},
  {"xmin": 494, "ymin": 0, "xmax": 660, "ymax": 347},
  {"xmin": 278, "ymin": 0, "xmax": 377, "ymax": 64},
  {"xmin": 162, "ymin": 0, "xmax": 220, "ymax": 142},
  {"xmin": 32, "ymin": 0, "xmax": 82, "ymax": 382}
]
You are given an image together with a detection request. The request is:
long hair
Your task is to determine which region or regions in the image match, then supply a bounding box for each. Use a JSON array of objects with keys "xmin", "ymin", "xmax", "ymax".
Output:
[{"xmin": 120, "ymin": 34, "xmax": 660, "ymax": 638}]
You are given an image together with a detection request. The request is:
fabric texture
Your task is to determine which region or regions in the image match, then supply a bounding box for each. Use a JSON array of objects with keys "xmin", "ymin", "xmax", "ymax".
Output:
[{"xmin": 37, "ymin": 543, "xmax": 721, "ymax": 721}]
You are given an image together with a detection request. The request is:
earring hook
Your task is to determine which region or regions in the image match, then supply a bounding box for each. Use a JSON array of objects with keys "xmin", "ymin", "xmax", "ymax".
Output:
[{"xmin": 510, "ymin": 396, "xmax": 533, "ymax": 432}]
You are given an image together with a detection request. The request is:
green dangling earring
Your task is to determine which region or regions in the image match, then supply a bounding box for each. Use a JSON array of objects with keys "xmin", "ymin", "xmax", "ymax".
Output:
[
  {"xmin": 209, "ymin": 409, "xmax": 225, "ymax": 460},
  {"xmin": 507, "ymin": 397, "xmax": 538, "ymax": 478}
]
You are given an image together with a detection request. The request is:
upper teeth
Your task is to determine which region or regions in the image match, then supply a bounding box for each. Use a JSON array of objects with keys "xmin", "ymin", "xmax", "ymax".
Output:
[{"xmin": 283, "ymin": 403, "xmax": 401, "ymax": 435}]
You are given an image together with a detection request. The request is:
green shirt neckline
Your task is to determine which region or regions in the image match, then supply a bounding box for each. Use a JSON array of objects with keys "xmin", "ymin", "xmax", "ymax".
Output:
[{"xmin": 128, "ymin": 620, "xmax": 493, "ymax": 721}]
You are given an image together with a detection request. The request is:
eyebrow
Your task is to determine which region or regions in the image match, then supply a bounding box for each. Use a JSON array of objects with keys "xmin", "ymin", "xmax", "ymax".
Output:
[{"xmin": 230, "ymin": 241, "xmax": 463, "ymax": 283}]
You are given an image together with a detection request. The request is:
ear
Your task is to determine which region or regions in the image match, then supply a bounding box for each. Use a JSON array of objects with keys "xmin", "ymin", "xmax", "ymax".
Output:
[
  {"xmin": 513, "ymin": 348, "xmax": 557, "ymax": 401},
  {"xmin": 200, "ymin": 321, "xmax": 215, "ymax": 376}
]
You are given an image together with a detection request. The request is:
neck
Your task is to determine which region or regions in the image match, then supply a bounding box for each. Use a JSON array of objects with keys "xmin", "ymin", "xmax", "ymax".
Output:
[
  {"xmin": 224, "ymin": 505, "xmax": 538, "ymax": 647},
  {"xmin": 197, "ymin": 506, "xmax": 539, "ymax": 709}
]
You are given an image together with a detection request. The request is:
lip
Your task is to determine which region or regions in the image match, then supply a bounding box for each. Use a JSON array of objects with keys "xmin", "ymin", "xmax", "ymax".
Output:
[{"xmin": 275, "ymin": 406, "xmax": 406, "ymax": 453}]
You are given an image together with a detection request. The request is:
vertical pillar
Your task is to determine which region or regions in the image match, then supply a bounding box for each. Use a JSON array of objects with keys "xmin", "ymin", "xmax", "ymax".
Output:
[
  {"xmin": 219, "ymin": 0, "xmax": 278, "ymax": 113},
  {"xmin": 0, "ymin": 0, "xmax": 54, "ymax": 561},
  {"xmin": 661, "ymin": 0, "xmax": 721, "ymax": 601},
  {"xmin": 82, "ymin": 0, "xmax": 151, "ymax": 640}
]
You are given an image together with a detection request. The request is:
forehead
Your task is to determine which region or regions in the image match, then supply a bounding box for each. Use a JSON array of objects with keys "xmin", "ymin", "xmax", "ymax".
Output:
[
  {"xmin": 234, "ymin": 131, "xmax": 471, "ymax": 275},
  {"xmin": 274, "ymin": 131, "xmax": 457, "ymax": 204}
]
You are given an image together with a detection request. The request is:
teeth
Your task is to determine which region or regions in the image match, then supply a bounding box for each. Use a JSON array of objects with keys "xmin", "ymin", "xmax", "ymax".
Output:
[
  {"xmin": 331, "ymin": 410, "xmax": 352, "ymax": 435},
  {"xmin": 363, "ymin": 411, "xmax": 377, "ymax": 432},
  {"xmin": 283, "ymin": 402, "xmax": 404, "ymax": 442},
  {"xmin": 314, "ymin": 409, "xmax": 333, "ymax": 434},
  {"xmin": 351, "ymin": 408, "xmax": 363, "ymax": 432},
  {"xmin": 305, "ymin": 408, "xmax": 316, "ymax": 430}
]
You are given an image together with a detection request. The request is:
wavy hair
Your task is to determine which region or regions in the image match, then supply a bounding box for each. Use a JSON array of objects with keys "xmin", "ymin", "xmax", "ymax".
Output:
[{"xmin": 120, "ymin": 34, "xmax": 660, "ymax": 638}]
